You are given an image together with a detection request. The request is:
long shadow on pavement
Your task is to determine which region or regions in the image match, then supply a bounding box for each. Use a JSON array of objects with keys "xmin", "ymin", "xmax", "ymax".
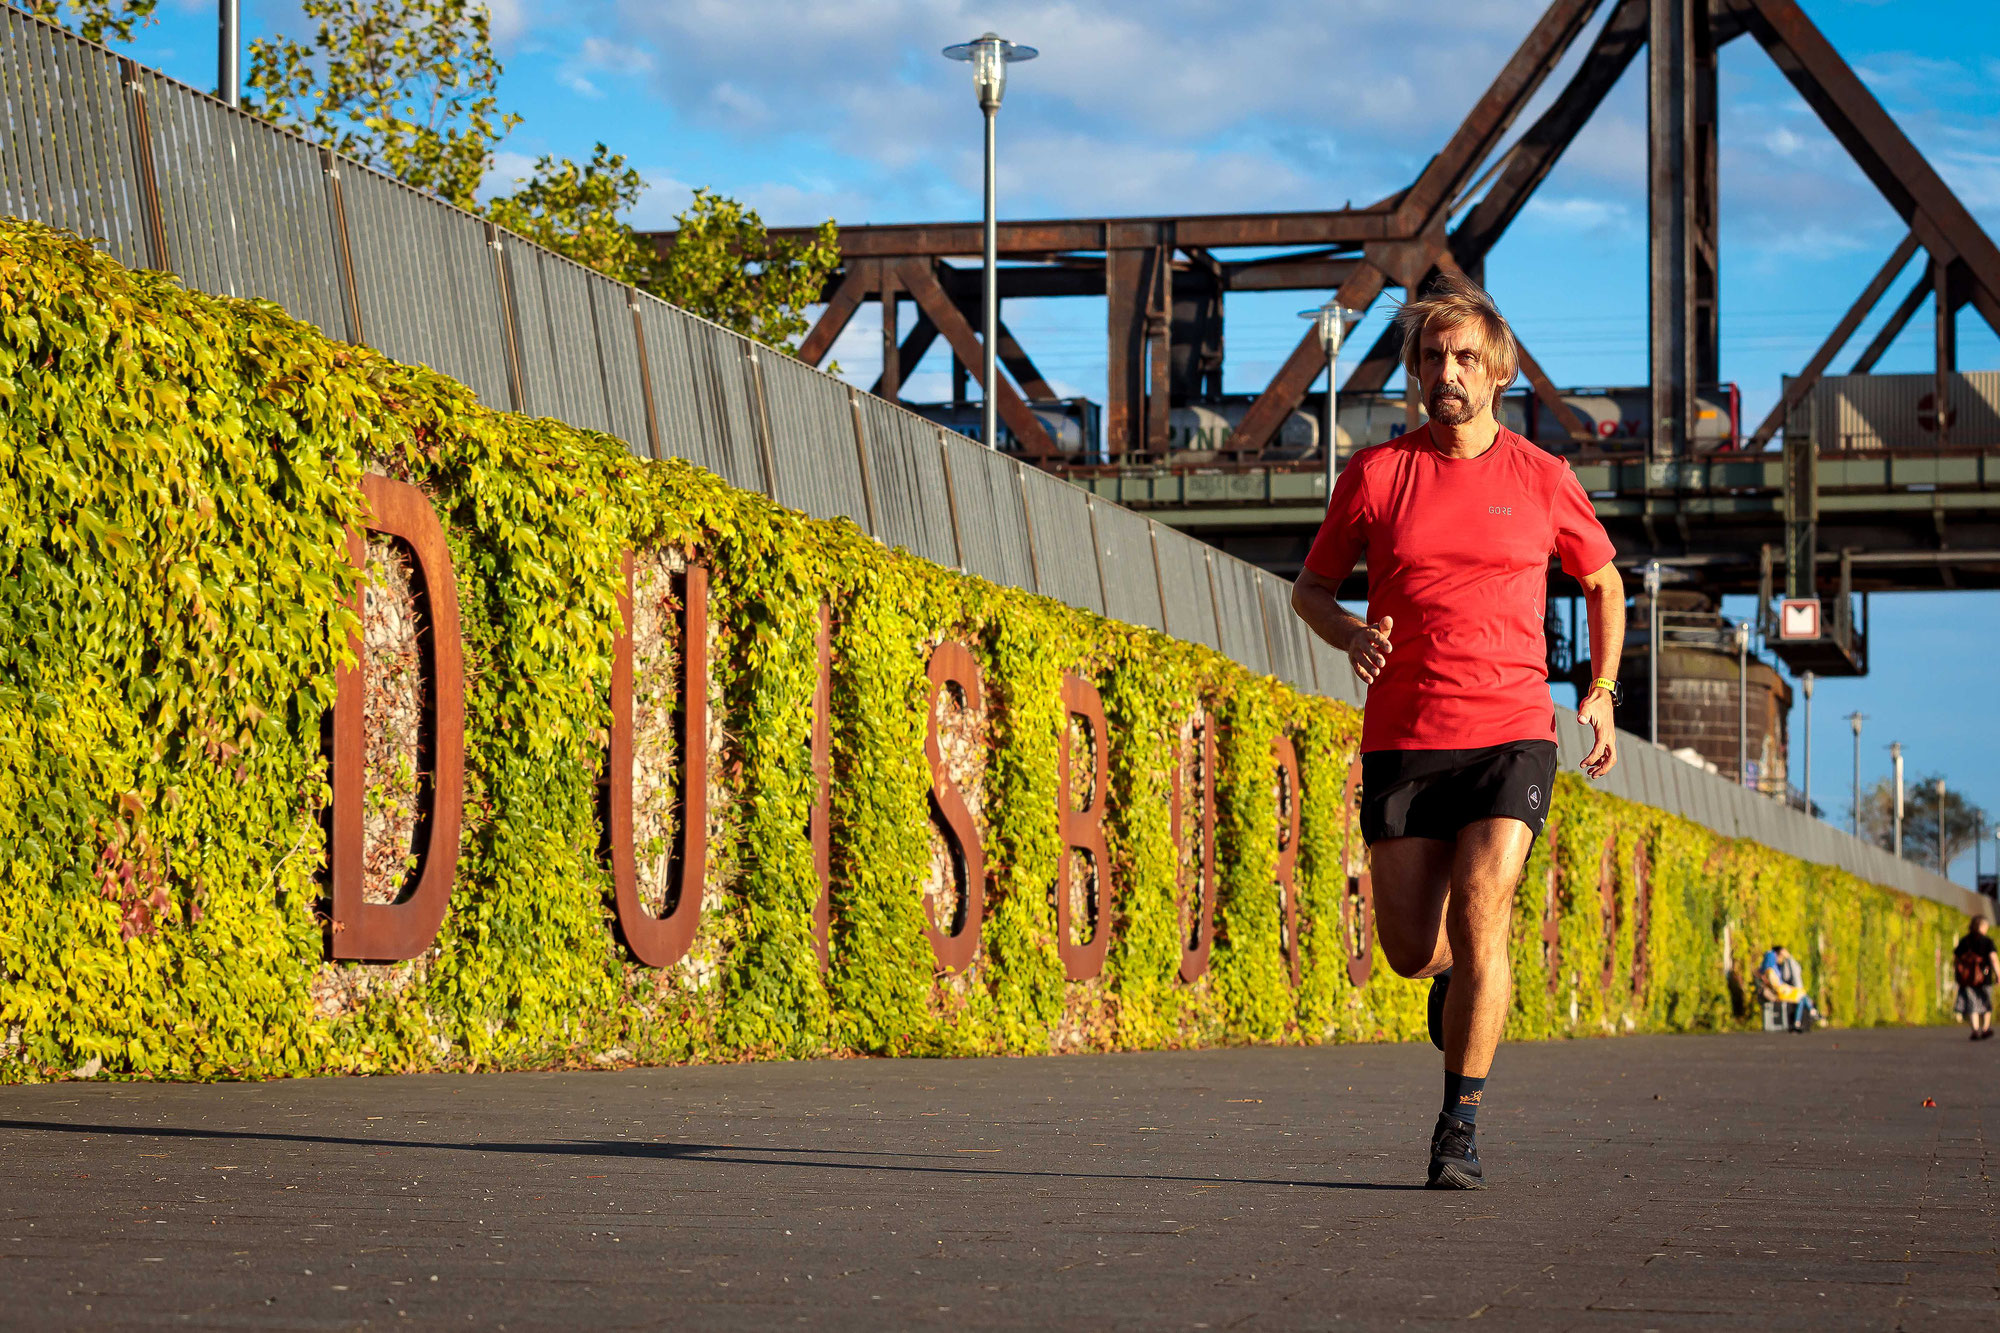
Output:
[{"xmin": 0, "ymin": 1117, "xmax": 1427, "ymax": 1191}]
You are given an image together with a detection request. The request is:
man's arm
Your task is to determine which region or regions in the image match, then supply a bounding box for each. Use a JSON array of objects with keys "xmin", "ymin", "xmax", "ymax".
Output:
[
  {"xmin": 1575, "ymin": 560, "xmax": 1626, "ymax": 778},
  {"xmin": 1293, "ymin": 568, "xmax": 1394, "ymax": 685}
]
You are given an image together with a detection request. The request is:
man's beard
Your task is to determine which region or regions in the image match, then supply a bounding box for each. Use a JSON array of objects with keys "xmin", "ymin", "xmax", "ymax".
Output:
[{"xmin": 1427, "ymin": 383, "xmax": 1482, "ymax": 426}]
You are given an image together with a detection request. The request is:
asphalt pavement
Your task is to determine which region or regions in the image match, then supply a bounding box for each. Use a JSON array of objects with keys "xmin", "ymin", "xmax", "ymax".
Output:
[{"xmin": 1, "ymin": 1027, "xmax": 1993, "ymax": 1330}]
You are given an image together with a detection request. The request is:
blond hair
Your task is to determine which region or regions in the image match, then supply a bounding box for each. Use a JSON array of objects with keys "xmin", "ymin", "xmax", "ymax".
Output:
[{"xmin": 1395, "ymin": 271, "xmax": 1520, "ymax": 387}]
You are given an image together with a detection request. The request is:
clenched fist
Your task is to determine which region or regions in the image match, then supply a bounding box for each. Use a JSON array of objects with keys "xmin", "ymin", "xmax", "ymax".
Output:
[{"xmin": 1346, "ymin": 615, "xmax": 1394, "ymax": 685}]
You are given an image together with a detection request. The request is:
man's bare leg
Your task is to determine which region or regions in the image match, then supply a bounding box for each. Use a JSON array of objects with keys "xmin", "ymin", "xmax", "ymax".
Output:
[
  {"xmin": 1441, "ymin": 818, "xmax": 1535, "ymax": 1078},
  {"xmin": 1368, "ymin": 837, "xmax": 1456, "ymax": 980}
]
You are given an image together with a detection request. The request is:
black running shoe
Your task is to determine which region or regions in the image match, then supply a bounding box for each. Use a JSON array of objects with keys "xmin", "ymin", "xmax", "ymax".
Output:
[
  {"xmin": 1426, "ymin": 1112, "xmax": 1483, "ymax": 1190},
  {"xmin": 1427, "ymin": 969, "xmax": 1451, "ymax": 1052}
]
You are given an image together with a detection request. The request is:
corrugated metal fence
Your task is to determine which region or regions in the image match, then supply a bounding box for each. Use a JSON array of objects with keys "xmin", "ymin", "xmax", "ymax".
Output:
[{"xmin": 0, "ymin": 8, "xmax": 1982, "ymax": 916}]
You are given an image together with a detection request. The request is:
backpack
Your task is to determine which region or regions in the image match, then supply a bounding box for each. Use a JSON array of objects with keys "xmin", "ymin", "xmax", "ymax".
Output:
[{"xmin": 1956, "ymin": 947, "xmax": 1991, "ymax": 988}]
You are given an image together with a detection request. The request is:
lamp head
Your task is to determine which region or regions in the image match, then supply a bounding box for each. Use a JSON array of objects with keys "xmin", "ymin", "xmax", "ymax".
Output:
[
  {"xmin": 1296, "ymin": 301, "xmax": 1359, "ymax": 355},
  {"xmin": 944, "ymin": 33, "xmax": 1036, "ymax": 111}
]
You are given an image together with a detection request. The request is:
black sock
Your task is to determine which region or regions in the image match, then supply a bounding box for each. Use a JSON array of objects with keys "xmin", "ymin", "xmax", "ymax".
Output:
[{"xmin": 1443, "ymin": 1070, "xmax": 1486, "ymax": 1125}]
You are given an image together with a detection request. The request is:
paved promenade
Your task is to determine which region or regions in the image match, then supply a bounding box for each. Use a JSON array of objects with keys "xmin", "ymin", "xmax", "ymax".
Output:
[{"xmin": 1, "ymin": 1028, "xmax": 1993, "ymax": 1330}]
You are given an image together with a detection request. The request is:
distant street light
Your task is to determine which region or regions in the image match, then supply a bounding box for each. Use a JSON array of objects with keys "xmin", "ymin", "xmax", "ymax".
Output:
[
  {"xmin": 1800, "ymin": 670, "xmax": 1814, "ymax": 814},
  {"xmin": 1297, "ymin": 301, "xmax": 1359, "ymax": 501},
  {"xmin": 1735, "ymin": 620, "xmax": 1750, "ymax": 788},
  {"xmin": 1890, "ymin": 741, "xmax": 1904, "ymax": 858},
  {"xmin": 1935, "ymin": 777, "xmax": 1948, "ymax": 874},
  {"xmin": 943, "ymin": 32, "xmax": 1037, "ymax": 453},
  {"xmin": 1645, "ymin": 561, "xmax": 1662, "ymax": 746},
  {"xmin": 218, "ymin": 0, "xmax": 239, "ymax": 106},
  {"xmin": 1847, "ymin": 711, "xmax": 1865, "ymax": 836}
]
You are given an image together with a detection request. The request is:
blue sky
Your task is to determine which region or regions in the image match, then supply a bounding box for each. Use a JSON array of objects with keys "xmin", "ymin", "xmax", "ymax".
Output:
[{"xmin": 113, "ymin": 1, "xmax": 2000, "ymax": 885}]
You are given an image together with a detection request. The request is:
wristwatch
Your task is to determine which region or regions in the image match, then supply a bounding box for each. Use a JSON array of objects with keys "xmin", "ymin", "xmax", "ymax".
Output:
[{"xmin": 1590, "ymin": 676, "xmax": 1622, "ymax": 706}]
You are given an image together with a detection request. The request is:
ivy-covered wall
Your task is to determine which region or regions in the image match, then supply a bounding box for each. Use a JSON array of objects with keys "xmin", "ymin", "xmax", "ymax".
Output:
[{"xmin": 0, "ymin": 221, "xmax": 1969, "ymax": 1084}]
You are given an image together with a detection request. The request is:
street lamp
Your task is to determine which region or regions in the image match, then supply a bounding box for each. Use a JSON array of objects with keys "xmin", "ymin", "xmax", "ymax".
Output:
[
  {"xmin": 943, "ymin": 32, "xmax": 1037, "ymax": 453},
  {"xmin": 1890, "ymin": 741, "xmax": 1904, "ymax": 858},
  {"xmin": 1800, "ymin": 670, "xmax": 1814, "ymax": 814},
  {"xmin": 1734, "ymin": 620, "xmax": 1750, "ymax": 789},
  {"xmin": 1935, "ymin": 777, "xmax": 1947, "ymax": 874},
  {"xmin": 219, "ymin": 0, "xmax": 239, "ymax": 106},
  {"xmin": 1297, "ymin": 301, "xmax": 1359, "ymax": 500},
  {"xmin": 1645, "ymin": 560, "xmax": 1662, "ymax": 746},
  {"xmin": 1847, "ymin": 711, "xmax": 1865, "ymax": 836}
]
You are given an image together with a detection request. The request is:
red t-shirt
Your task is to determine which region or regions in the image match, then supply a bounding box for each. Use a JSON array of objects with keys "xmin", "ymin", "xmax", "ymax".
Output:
[{"xmin": 1303, "ymin": 424, "xmax": 1616, "ymax": 752}]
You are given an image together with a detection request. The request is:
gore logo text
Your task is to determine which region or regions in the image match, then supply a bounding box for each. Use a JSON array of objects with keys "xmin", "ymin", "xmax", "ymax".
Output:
[{"xmin": 1488, "ymin": 505, "xmax": 1513, "ymax": 516}]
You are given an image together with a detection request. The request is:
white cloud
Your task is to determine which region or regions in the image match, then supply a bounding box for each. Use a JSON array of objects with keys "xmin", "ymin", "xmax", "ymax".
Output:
[
  {"xmin": 1522, "ymin": 195, "xmax": 1631, "ymax": 233},
  {"xmin": 481, "ymin": 0, "xmax": 532, "ymax": 47}
]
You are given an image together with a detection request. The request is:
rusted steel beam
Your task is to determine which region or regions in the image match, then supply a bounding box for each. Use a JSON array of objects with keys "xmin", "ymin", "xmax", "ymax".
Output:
[
  {"xmin": 796, "ymin": 266, "xmax": 871, "ymax": 367},
  {"xmin": 716, "ymin": 207, "xmax": 1404, "ymax": 260},
  {"xmin": 1106, "ymin": 245, "xmax": 1147, "ymax": 458},
  {"xmin": 1392, "ymin": 0, "xmax": 1605, "ymax": 233},
  {"xmin": 1692, "ymin": 0, "xmax": 1721, "ymax": 387},
  {"xmin": 1936, "ymin": 259, "xmax": 1959, "ymax": 447},
  {"xmin": 1514, "ymin": 338, "xmax": 1593, "ymax": 443},
  {"xmin": 1227, "ymin": 263, "xmax": 1389, "ymax": 458},
  {"xmin": 895, "ymin": 257, "xmax": 1057, "ymax": 455},
  {"xmin": 1748, "ymin": 232, "xmax": 1919, "ymax": 448},
  {"xmin": 1452, "ymin": 0, "xmax": 1650, "ymax": 266},
  {"xmin": 1650, "ymin": 0, "xmax": 1698, "ymax": 462},
  {"xmin": 1850, "ymin": 265, "xmax": 1931, "ymax": 374},
  {"xmin": 1734, "ymin": 0, "xmax": 2000, "ymax": 316},
  {"xmin": 878, "ymin": 260, "xmax": 901, "ymax": 401},
  {"xmin": 1222, "ymin": 257, "xmax": 1362, "ymax": 292},
  {"xmin": 870, "ymin": 311, "xmax": 936, "ymax": 397},
  {"xmin": 1969, "ymin": 281, "xmax": 2000, "ymax": 345},
  {"xmin": 996, "ymin": 319, "xmax": 1056, "ymax": 401},
  {"xmin": 1147, "ymin": 239, "xmax": 1173, "ymax": 454}
]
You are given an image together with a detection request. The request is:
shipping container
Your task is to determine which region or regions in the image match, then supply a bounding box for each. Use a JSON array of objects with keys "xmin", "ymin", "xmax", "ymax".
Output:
[{"xmin": 1791, "ymin": 371, "xmax": 2000, "ymax": 451}]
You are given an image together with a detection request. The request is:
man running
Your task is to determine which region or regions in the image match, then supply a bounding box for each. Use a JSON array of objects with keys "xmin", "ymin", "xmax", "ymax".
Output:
[{"xmin": 1291, "ymin": 273, "xmax": 1624, "ymax": 1189}]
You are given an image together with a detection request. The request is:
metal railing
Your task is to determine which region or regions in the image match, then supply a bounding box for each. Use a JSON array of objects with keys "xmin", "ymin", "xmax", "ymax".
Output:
[{"xmin": 0, "ymin": 7, "xmax": 1983, "ymax": 917}]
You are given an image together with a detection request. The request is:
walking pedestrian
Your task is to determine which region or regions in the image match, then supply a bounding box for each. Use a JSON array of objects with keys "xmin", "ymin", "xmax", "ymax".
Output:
[
  {"xmin": 1954, "ymin": 916, "xmax": 1996, "ymax": 1041},
  {"xmin": 1291, "ymin": 272, "xmax": 1624, "ymax": 1188}
]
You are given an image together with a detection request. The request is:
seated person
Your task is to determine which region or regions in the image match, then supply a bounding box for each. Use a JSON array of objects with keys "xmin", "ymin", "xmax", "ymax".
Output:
[{"xmin": 1757, "ymin": 943, "xmax": 1818, "ymax": 1032}]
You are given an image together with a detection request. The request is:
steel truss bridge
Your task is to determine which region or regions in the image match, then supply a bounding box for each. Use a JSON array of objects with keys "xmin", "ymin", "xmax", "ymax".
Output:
[{"xmin": 646, "ymin": 0, "xmax": 2000, "ymax": 679}]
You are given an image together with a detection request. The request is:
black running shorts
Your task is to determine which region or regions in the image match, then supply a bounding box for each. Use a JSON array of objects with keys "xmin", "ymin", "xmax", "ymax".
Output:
[{"xmin": 1359, "ymin": 740, "xmax": 1558, "ymax": 845}]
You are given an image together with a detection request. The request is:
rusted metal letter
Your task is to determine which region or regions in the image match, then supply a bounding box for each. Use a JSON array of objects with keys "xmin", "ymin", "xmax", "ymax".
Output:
[
  {"xmin": 1541, "ymin": 818, "xmax": 1563, "ymax": 995},
  {"xmin": 331, "ymin": 474, "xmax": 466, "ymax": 961},
  {"xmin": 810, "ymin": 604, "xmax": 833, "ymax": 968},
  {"xmin": 1057, "ymin": 674, "xmax": 1112, "ymax": 981},
  {"xmin": 1273, "ymin": 735, "xmax": 1302, "ymax": 988},
  {"xmin": 1172, "ymin": 711, "xmax": 1217, "ymax": 983},
  {"xmin": 1629, "ymin": 841, "xmax": 1652, "ymax": 1000},
  {"xmin": 924, "ymin": 642, "xmax": 986, "ymax": 973},
  {"xmin": 1597, "ymin": 837, "xmax": 1620, "ymax": 992},
  {"xmin": 609, "ymin": 555, "xmax": 710, "ymax": 968},
  {"xmin": 1339, "ymin": 760, "xmax": 1375, "ymax": 988}
]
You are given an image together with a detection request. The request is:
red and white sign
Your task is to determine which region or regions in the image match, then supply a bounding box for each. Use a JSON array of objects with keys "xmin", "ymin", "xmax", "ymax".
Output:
[{"xmin": 1779, "ymin": 598, "xmax": 1821, "ymax": 640}]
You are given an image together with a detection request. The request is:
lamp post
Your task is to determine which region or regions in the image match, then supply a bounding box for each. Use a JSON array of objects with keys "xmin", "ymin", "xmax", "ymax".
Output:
[
  {"xmin": 1800, "ymin": 670, "xmax": 1814, "ymax": 814},
  {"xmin": 1935, "ymin": 777, "xmax": 1947, "ymax": 874},
  {"xmin": 1645, "ymin": 560, "xmax": 1661, "ymax": 746},
  {"xmin": 944, "ymin": 33, "xmax": 1036, "ymax": 453},
  {"xmin": 219, "ymin": 0, "xmax": 239, "ymax": 106},
  {"xmin": 1847, "ymin": 711, "xmax": 1864, "ymax": 836},
  {"xmin": 1297, "ymin": 301, "xmax": 1358, "ymax": 500},
  {"xmin": 1890, "ymin": 741, "xmax": 1904, "ymax": 858},
  {"xmin": 1735, "ymin": 620, "xmax": 1750, "ymax": 788}
]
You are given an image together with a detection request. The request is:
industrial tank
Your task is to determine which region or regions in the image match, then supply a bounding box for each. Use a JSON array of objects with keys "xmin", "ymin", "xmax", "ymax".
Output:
[{"xmin": 1597, "ymin": 591, "xmax": 1792, "ymax": 795}]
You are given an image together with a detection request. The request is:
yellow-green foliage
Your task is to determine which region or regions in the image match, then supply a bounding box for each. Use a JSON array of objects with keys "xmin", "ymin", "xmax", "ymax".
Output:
[{"xmin": 0, "ymin": 220, "xmax": 1968, "ymax": 1083}]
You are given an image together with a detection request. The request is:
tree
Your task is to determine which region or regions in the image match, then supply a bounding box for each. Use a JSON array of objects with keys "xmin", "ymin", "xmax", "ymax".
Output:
[
  {"xmin": 486, "ymin": 144, "xmax": 657, "ymax": 288},
  {"xmin": 243, "ymin": 0, "xmax": 518, "ymax": 210},
  {"xmin": 653, "ymin": 189, "xmax": 840, "ymax": 357},
  {"xmin": 1854, "ymin": 773, "xmax": 1988, "ymax": 870},
  {"xmin": 19, "ymin": 0, "xmax": 156, "ymax": 44}
]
